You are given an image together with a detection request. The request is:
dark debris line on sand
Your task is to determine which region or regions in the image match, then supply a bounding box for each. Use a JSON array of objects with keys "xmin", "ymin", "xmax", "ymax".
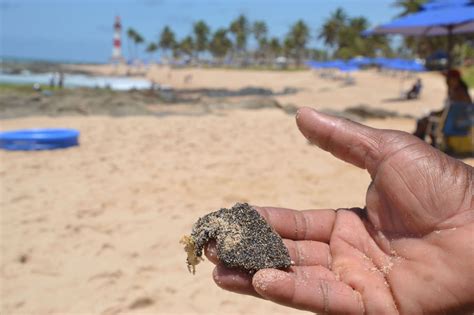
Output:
[{"xmin": 181, "ymin": 203, "xmax": 291, "ymax": 274}]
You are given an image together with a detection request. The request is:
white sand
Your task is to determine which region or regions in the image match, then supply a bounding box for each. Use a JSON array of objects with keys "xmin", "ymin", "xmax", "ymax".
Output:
[{"xmin": 1, "ymin": 67, "xmax": 472, "ymax": 314}]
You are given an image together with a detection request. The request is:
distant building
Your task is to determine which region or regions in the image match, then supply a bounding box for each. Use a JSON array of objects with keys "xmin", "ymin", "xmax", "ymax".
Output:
[{"xmin": 111, "ymin": 16, "xmax": 124, "ymax": 63}]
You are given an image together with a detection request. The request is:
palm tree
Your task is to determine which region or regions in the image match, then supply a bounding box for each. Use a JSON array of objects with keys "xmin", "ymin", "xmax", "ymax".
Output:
[
  {"xmin": 308, "ymin": 48, "xmax": 328, "ymax": 60},
  {"xmin": 283, "ymin": 37, "xmax": 294, "ymax": 59},
  {"xmin": 268, "ymin": 37, "xmax": 281, "ymax": 58},
  {"xmin": 318, "ymin": 9, "xmax": 393, "ymax": 60},
  {"xmin": 193, "ymin": 20, "xmax": 210, "ymax": 59},
  {"xmin": 336, "ymin": 17, "xmax": 369, "ymax": 57},
  {"xmin": 318, "ymin": 8, "xmax": 347, "ymax": 49},
  {"xmin": 179, "ymin": 36, "xmax": 195, "ymax": 58},
  {"xmin": 368, "ymin": 34, "xmax": 393, "ymax": 57},
  {"xmin": 393, "ymin": 0, "xmax": 426, "ymax": 17},
  {"xmin": 287, "ymin": 20, "xmax": 310, "ymax": 65},
  {"xmin": 253, "ymin": 20, "xmax": 268, "ymax": 62},
  {"xmin": 133, "ymin": 32, "xmax": 144, "ymax": 60},
  {"xmin": 253, "ymin": 20, "xmax": 268, "ymax": 45},
  {"xmin": 229, "ymin": 14, "xmax": 249, "ymax": 53},
  {"xmin": 159, "ymin": 26, "xmax": 176, "ymax": 58},
  {"xmin": 209, "ymin": 28, "xmax": 232, "ymax": 63},
  {"xmin": 126, "ymin": 28, "xmax": 138, "ymax": 60},
  {"xmin": 393, "ymin": 0, "xmax": 440, "ymax": 58},
  {"xmin": 394, "ymin": 0, "xmax": 464, "ymax": 62},
  {"xmin": 146, "ymin": 42, "xmax": 158, "ymax": 63},
  {"xmin": 349, "ymin": 17, "xmax": 369, "ymax": 33}
]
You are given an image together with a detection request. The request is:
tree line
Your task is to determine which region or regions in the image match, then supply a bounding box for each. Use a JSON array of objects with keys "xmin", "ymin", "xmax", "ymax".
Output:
[{"xmin": 124, "ymin": 2, "xmax": 472, "ymax": 66}]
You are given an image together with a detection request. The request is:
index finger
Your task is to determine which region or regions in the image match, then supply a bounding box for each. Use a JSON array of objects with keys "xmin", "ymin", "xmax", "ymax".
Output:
[{"xmin": 255, "ymin": 206, "xmax": 336, "ymax": 242}]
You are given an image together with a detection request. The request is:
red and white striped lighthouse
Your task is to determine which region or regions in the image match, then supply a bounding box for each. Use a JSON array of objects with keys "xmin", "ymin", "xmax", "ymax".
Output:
[{"xmin": 111, "ymin": 16, "xmax": 124, "ymax": 63}]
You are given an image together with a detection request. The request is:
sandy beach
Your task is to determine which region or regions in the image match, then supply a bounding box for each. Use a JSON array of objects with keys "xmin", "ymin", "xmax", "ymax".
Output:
[
  {"xmin": 71, "ymin": 64, "xmax": 453, "ymax": 117},
  {"xmin": 1, "ymin": 67, "xmax": 473, "ymax": 314}
]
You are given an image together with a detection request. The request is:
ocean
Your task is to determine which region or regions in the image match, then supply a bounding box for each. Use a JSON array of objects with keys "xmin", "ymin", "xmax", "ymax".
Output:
[{"xmin": 0, "ymin": 72, "xmax": 152, "ymax": 90}]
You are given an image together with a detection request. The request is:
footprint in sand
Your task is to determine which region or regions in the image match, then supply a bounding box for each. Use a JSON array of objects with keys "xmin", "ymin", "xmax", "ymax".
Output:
[
  {"xmin": 170, "ymin": 214, "xmax": 181, "ymax": 220},
  {"xmin": 164, "ymin": 286, "xmax": 176, "ymax": 295},
  {"xmin": 128, "ymin": 297, "xmax": 154, "ymax": 310},
  {"xmin": 137, "ymin": 265, "xmax": 156, "ymax": 275},
  {"xmin": 95, "ymin": 243, "xmax": 115, "ymax": 256},
  {"xmin": 17, "ymin": 254, "xmax": 29, "ymax": 264},
  {"xmin": 76, "ymin": 207, "xmax": 104, "ymax": 219},
  {"xmin": 88, "ymin": 270, "xmax": 123, "ymax": 282}
]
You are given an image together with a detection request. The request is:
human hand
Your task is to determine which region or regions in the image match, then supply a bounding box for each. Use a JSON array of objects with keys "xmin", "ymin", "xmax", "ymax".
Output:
[{"xmin": 206, "ymin": 107, "xmax": 474, "ymax": 314}]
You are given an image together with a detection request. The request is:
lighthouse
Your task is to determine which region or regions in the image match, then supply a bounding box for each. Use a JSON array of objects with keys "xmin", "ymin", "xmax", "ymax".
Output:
[{"xmin": 111, "ymin": 16, "xmax": 124, "ymax": 63}]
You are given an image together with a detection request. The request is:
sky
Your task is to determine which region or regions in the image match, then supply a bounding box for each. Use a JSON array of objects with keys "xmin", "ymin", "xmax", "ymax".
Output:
[{"xmin": 0, "ymin": 0, "xmax": 400, "ymax": 63}]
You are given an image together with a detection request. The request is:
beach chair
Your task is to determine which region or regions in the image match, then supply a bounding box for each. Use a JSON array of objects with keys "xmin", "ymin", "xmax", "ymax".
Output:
[
  {"xmin": 431, "ymin": 102, "xmax": 474, "ymax": 156},
  {"xmin": 343, "ymin": 75, "xmax": 356, "ymax": 86}
]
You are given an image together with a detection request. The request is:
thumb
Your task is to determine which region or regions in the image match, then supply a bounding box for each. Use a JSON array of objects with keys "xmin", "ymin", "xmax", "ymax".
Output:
[{"xmin": 296, "ymin": 107, "xmax": 417, "ymax": 177}]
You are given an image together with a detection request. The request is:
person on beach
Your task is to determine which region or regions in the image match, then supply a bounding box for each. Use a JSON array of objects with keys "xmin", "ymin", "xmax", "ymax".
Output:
[
  {"xmin": 446, "ymin": 69, "xmax": 472, "ymax": 104},
  {"xmin": 406, "ymin": 78, "xmax": 422, "ymax": 99},
  {"xmin": 58, "ymin": 72, "xmax": 64, "ymax": 89},
  {"xmin": 49, "ymin": 73, "xmax": 56, "ymax": 88},
  {"xmin": 413, "ymin": 69, "xmax": 472, "ymax": 143},
  {"xmin": 206, "ymin": 107, "xmax": 474, "ymax": 314}
]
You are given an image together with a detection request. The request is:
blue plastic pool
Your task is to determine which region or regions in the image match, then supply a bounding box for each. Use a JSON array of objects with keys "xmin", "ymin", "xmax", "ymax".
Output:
[{"xmin": 0, "ymin": 128, "xmax": 80, "ymax": 151}]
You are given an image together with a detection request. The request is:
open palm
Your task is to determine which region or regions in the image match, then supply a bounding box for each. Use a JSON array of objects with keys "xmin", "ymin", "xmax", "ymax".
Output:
[{"xmin": 205, "ymin": 107, "xmax": 474, "ymax": 314}]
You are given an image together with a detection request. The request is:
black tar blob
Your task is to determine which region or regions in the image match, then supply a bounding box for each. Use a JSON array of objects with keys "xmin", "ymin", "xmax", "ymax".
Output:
[{"xmin": 191, "ymin": 203, "xmax": 291, "ymax": 273}]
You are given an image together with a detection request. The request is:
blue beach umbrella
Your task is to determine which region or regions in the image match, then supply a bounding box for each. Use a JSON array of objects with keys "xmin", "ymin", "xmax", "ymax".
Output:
[
  {"xmin": 382, "ymin": 59, "xmax": 426, "ymax": 72},
  {"xmin": 305, "ymin": 60, "xmax": 325, "ymax": 69},
  {"xmin": 338, "ymin": 64, "xmax": 360, "ymax": 72},
  {"xmin": 323, "ymin": 60, "xmax": 346, "ymax": 69},
  {"xmin": 422, "ymin": 0, "xmax": 471, "ymax": 10},
  {"xmin": 367, "ymin": 0, "xmax": 474, "ymax": 68},
  {"xmin": 348, "ymin": 56, "xmax": 374, "ymax": 66},
  {"xmin": 371, "ymin": 4, "xmax": 474, "ymax": 36}
]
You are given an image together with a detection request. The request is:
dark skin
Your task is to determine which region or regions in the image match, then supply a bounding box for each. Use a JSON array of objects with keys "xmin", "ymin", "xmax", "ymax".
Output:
[{"xmin": 205, "ymin": 107, "xmax": 474, "ymax": 314}]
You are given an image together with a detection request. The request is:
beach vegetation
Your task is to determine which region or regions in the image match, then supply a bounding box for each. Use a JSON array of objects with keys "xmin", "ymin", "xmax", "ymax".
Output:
[
  {"xmin": 209, "ymin": 28, "xmax": 233, "ymax": 61},
  {"xmin": 123, "ymin": 1, "xmax": 472, "ymax": 70},
  {"xmin": 0, "ymin": 82, "xmax": 37, "ymax": 93},
  {"xmin": 285, "ymin": 20, "xmax": 310, "ymax": 66},
  {"xmin": 229, "ymin": 14, "xmax": 250, "ymax": 54},
  {"xmin": 175, "ymin": 36, "xmax": 195, "ymax": 59},
  {"xmin": 319, "ymin": 8, "xmax": 393, "ymax": 59},
  {"xmin": 268, "ymin": 37, "xmax": 282, "ymax": 59},
  {"xmin": 462, "ymin": 66, "xmax": 474, "ymax": 88},
  {"xmin": 159, "ymin": 26, "xmax": 177, "ymax": 58},
  {"xmin": 393, "ymin": 0, "xmax": 426, "ymax": 17},
  {"xmin": 146, "ymin": 42, "xmax": 158, "ymax": 63},
  {"xmin": 133, "ymin": 32, "xmax": 144, "ymax": 60},
  {"xmin": 319, "ymin": 7, "xmax": 348, "ymax": 49},
  {"xmin": 126, "ymin": 28, "xmax": 145, "ymax": 61},
  {"xmin": 193, "ymin": 20, "xmax": 211, "ymax": 59}
]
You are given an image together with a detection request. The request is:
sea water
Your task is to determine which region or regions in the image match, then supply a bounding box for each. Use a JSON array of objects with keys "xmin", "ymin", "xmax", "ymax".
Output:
[{"xmin": 0, "ymin": 72, "xmax": 152, "ymax": 91}]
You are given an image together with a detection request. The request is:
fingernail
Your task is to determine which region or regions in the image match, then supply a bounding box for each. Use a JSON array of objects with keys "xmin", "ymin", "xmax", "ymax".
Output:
[
  {"xmin": 295, "ymin": 106, "xmax": 315, "ymax": 122},
  {"xmin": 310, "ymin": 108, "xmax": 329, "ymax": 118},
  {"xmin": 295, "ymin": 108, "xmax": 302, "ymax": 121}
]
